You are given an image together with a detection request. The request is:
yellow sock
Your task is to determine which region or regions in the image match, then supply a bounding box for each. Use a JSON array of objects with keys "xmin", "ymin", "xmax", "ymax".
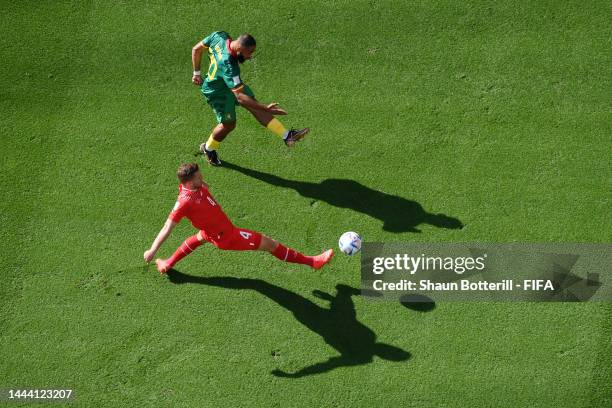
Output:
[
  {"xmin": 205, "ymin": 134, "xmax": 220, "ymax": 151},
  {"xmin": 266, "ymin": 118, "xmax": 288, "ymax": 138}
]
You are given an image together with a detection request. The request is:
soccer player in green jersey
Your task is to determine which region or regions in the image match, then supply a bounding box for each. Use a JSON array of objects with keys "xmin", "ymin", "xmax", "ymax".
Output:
[{"xmin": 192, "ymin": 31, "xmax": 309, "ymax": 166}]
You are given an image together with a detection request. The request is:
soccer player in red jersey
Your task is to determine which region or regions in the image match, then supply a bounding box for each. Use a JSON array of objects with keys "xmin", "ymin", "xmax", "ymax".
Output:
[{"xmin": 143, "ymin": 163, "xmax": 334, "ymax": 273}]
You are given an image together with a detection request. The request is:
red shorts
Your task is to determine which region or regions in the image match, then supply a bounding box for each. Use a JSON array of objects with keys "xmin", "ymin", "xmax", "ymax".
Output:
[{"xmin": 201, "ymin": 227, "xmax": 262, "ymax": 251}]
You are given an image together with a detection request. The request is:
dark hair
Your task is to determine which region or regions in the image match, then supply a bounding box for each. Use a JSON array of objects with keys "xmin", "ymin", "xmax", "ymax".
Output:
[
  {"xmin": 237, "ymin": 33, "xmax": 256, "ymax": 48},
  {"xmin": 177, "ymin": 163, "xmax": 199, "ymax": 183}
]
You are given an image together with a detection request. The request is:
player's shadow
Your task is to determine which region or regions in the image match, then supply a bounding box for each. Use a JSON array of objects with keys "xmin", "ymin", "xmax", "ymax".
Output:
[
  {"xmin": 166, "ymin": 269, "xmax": 416, "ymax": 378},
  {"xmin": 222, "ymin": 161, "xmax": 463, "ymax": 233}
]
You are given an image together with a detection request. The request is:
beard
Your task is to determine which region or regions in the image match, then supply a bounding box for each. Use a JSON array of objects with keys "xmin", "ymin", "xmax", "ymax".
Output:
[{"xmin": 237, "ymin": 54, "xmax": 246, "ymax": 64}]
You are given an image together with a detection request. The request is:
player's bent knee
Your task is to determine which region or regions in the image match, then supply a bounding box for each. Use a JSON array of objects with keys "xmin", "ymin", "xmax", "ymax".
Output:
[
  {"xmin": 258, "ymin": 235, "xmax": 278, "ymax": 252},
  {"xmin": 221, "ymin": 121, "xmax": 236, "ymax": 131}
]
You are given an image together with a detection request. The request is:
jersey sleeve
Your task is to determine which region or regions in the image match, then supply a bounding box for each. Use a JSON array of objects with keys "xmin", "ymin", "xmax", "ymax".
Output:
[
  {"xmin": 202, "ymin": 32, "xmax": 217, "ymax": 47},
  {"xmin": 222, "ymin": 61, "xmax": 243, "ymax": 90},
  {"xmin": 168, "ymin": 199, "xmax": 188, "ymax": 223}
]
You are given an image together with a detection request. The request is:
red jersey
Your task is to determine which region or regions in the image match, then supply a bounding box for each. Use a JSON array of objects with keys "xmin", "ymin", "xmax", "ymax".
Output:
[{"xmin": 168, "ymin": 184, "xmax": 234, "ymax": 238}]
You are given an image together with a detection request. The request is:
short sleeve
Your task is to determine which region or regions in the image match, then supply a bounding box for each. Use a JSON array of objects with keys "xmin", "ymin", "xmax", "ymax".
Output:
[
  {"xmin": 168, "ymin": 200, "xmax": 188, "ymax": 223},
  {"xmin": 202, "ymin": 32, "xmax": 216, "ymax": 47},
  {"xmin": 223, "ymin": 62, "xmax": 243, "ymax": 90}
]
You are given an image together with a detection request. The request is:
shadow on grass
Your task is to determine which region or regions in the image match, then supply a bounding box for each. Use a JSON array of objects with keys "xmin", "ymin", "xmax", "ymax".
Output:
[
  {"xmin": 399, "ymin": 294, "xmax": 437, "ymax": 312},
  {"xmin": 221, "ymin": 161, "xmax": 463, "ymax": 233},
  {"xmin": 166, "ymin": 270, "xmax": 431, "ymax": 378}
]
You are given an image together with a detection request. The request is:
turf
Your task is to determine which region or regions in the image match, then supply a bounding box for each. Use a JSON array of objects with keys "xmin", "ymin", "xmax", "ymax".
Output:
[{"xmin": 1, "ymin": 0, "xmax": 610, "ymax": 407}]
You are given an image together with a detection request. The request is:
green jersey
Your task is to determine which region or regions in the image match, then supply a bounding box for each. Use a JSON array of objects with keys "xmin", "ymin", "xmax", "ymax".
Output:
[{"xmin": 201, "ymin": 31, "xmax": 243, "ymax": 95}]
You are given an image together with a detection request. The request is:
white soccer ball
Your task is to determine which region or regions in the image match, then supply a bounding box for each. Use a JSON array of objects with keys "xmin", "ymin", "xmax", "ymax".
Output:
[{"xmin": 338, "ymin": 231, "xmax": 362, "ymax": 256}]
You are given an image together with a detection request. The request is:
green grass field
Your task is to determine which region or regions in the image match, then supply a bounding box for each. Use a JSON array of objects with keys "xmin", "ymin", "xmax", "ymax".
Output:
[{"xmin": 1, "ymin": 0, "xmax": 611, "ymax": 406}]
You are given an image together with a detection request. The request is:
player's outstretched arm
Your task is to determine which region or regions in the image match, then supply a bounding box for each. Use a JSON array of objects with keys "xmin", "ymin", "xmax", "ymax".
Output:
[
  {"xmin": 144, "ymin": 219, "xmax": 177, "ymax": 263},
  {"xmin": 232, "ymin": 87, "xmax": 287, "ymax": 115}
]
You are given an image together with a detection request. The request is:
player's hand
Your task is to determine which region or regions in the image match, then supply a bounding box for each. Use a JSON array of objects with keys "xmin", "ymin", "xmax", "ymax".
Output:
[
  {"xmin": 143, "ymin": 249, "xmax": 156, "ymax": 263},
  {"xmin": 266, "ymin": 103, "xmax": 287, "ymax": 115},
  {"xmin": 192, "ymin": 75, "xmax": 203, "ymax": 86}
]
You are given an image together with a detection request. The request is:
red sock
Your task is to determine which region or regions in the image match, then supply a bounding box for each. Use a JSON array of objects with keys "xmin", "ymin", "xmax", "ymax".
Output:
[
  {"xmin": 271, "ymin": 243, "xmax": 314, "ymax": 267},
  {"xmin": 167, "ymin": 235, "xmax": 203, "ymax": 267}
]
